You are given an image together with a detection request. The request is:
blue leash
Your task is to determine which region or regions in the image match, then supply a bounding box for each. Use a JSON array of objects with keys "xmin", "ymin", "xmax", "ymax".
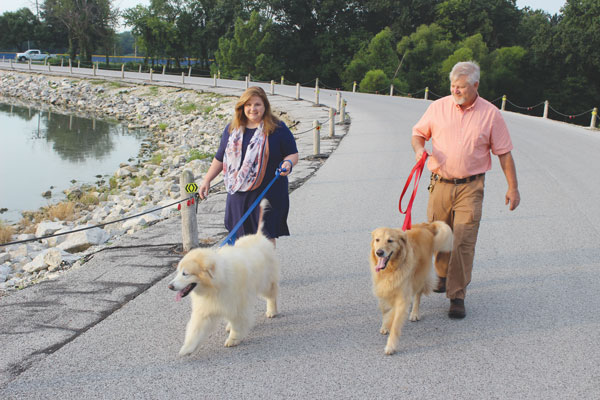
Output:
[{"xmin": 219, "ymin": 161, "xmax": 290, "ymax": 247}]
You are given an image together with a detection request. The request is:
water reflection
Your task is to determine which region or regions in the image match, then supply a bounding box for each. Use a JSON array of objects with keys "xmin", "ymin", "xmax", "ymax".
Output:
[{"xmin": 0, "ymin": 102, "xmax": 147, "ymax": 223}]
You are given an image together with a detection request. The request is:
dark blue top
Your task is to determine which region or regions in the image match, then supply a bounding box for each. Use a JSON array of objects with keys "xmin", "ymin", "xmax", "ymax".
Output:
[{"xmin": 215, "ymin": 121, "xmax": 298, "ymax": 239}]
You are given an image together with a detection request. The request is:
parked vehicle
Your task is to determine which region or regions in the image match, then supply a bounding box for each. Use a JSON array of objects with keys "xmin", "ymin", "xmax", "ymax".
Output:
[{"xmin": 16, "ymin": 49, "xmax": 54, "ymax": 62}]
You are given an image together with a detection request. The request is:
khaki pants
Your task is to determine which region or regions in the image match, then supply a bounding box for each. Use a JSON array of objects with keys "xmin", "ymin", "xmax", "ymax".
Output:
[{"xmin": 427, "ymin": 176, "xmax": 485, "ymax": 300}]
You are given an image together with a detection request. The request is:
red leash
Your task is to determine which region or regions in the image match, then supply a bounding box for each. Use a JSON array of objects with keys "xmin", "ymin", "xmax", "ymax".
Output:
[{"xmin": 398, "ymin": 151, "xmax": 428, "ymax": 231}]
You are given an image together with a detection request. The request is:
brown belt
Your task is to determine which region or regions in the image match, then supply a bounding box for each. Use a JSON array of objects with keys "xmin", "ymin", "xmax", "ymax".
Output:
[{"xmin": 433, "ymin": 173, "xmax": 485, "ymax": 185}]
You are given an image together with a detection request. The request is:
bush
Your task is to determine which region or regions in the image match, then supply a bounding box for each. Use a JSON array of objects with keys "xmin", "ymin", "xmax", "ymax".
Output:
[
  {"xmin": 359, "ymin": 69, "xmax": 390, "ymax": 93},
  {"xmin": 0, "ymin": 221, "xmax": 14, "ymax": 244}
]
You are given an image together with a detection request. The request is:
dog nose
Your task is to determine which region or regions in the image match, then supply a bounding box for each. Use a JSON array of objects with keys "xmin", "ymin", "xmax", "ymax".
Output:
[
  {"xmin": 168, "ymin": 283, "xmax": 174, "ymax": 290},
  {"xmin": 376, "ymin": 249, "xmax": 384, "ymax": 257}
]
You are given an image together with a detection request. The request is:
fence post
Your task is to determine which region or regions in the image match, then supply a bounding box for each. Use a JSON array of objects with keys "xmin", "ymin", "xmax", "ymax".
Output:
[
  {"xmin": 218, "ymin": 70, "xmax": 221, "ymax": 79},
  {"xmin": 77, "ymin": 60, "xmax": 80, "ymax": 69},
  {"xmin": 296, "ymin": 83, "xmax": 300, "ymax": 100},
  {"xmin": 10, "ymin": 58, "xmax": 13, "ymax": 69},
  {"xmin": 329, "ymin": 108, "xmax": 335, "ymax": 137},
  {"xmin": 162, "ymin": 64, "xmax": 166, "ymax": 75},
  {"xmin": 69, "ymin": 59, "xmax": 72, "ymax": 74},
  {"xmin": 188, "ymin": 65, "xmax": 192, "ymax": 77},
  {"xmin": 48, "ymin": 63, "xmax": 51, "ymax": 72},
  {"xmin": 543, "ymin": 100, "xmax": 549, "ymax": 118},
  {"xmin": 60, "ymin": 58, "xmax": 64, "ymax": 67},
  {"xmin": 182, "ymin": 72, "xmax": 185, "ymax": 84},
  {"xmin": 270, "ymin": 80, "xmax": 275, "ymax": 95},
  {"xmin": 121, "ymin": 63, "xmax": 125, "ymax": 79},
  {"xmin": 313, "ymin": 120, "xmax": 321, "ymax": 155},
  {"xmin": 314, "ymin": 87, "xmax": 320, "ymax": 106},
  {"xmin": 591, "ymin": 107, "xmax": 598, "ymax": 128},
  {"xmin": 214, "ymin": 74, "xmax": 217, "ymax": 87},
  {"xmin": 501, "ymin": 95, "xmax": 507, "ymax": 111},
  {"xmin": 180, "ymin": 169, "xmax": 199, "ymax": 252},
  {"xmin": 424, "ymin": 87, "xmax": 429, "ymax": 100},
  {"xmin": 390, "ymin": 84, "xmax": 394, "ymax": 96},
  {"xmin": 93, "ymin": 63, "xmax": 96, "ymax": 76},
  {"xmin": 28, "ymin": 58, "xmax": 31, "ymax": 70},
  {"xmin": 353, "ymin": 81, "xmax": 357, "ymax": 93},
  {"xmin": 281, "ymin": 76, "xmax": 284, "ymax": 85},
  {"xmin": 245, "ymin": 75, "xmax": 249, "ymax": 89},
  {"xmin": 138, "ymin": 64, "xmax": 142, "ymax": 74},
  {"xmin": 151, "ymin": 68, "xmax": 154, "ymax": 81},
  {"xmin": 336, "ymin": 90, "xmax": 341, "ymax": 111},
  {"xmin": 340, "ymin": 99, "xmax": 347, "ymax": 124}
]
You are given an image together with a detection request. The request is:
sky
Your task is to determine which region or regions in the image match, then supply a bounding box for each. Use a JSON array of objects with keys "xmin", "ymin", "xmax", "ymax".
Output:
[{"xmin": 0, "ymin": 0, "xmax": 567, "ymax": 30}]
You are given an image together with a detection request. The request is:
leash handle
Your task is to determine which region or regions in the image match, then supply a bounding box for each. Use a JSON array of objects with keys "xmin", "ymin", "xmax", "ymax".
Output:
[
  {"xmin": 219, "ymin": 161, "xmax": 289, "ymax": 247},
  {"xmin": 398, "ymin": 151, "xmax": 428, "ymax": 231}
]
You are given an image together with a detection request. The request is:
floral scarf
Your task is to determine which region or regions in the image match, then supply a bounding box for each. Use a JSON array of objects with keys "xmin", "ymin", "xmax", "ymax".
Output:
[{"xmin": 223, "ymin": 122, "xmax": 269, "ymax": 194}]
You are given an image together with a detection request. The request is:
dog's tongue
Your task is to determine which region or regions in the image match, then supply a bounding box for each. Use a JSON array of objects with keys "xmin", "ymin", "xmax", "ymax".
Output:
[
  {"xmin": 375, "ymin": 257, "xmax": 387, "ymax": 272},
  {"xmin": 175, "ymin": 291, "xmax": 183, "ymax": 302}
]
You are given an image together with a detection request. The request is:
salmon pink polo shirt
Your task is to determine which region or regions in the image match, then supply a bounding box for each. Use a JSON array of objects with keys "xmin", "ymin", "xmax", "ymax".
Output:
[{"xmin": 412, "ymin": 95, "xmax": 513, "ymax": 179}]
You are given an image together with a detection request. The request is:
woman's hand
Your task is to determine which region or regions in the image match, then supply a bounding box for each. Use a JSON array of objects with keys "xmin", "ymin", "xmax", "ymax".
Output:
[
  {"xmin": 198, "ymin": 179, "xmax": 211, "ymax": 199},
  {"xmin": 279, "ymin": 160, "xmax": 293, "ymax": 177}
]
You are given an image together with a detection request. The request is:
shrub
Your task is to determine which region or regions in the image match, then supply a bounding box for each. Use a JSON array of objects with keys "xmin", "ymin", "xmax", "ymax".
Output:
[
  {"xmin": 0, "ymin": 221, "xmax": 14, "ymax": 244},
  {"xmin": 359, "ymin": 69, "xmax": 390, "ymax": 93}
]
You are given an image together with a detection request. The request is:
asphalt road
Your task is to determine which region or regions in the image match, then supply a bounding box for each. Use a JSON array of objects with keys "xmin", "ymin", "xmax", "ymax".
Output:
[{"xmin": 1, "ymin": 63, "xmax": 599, "ymax": 399}]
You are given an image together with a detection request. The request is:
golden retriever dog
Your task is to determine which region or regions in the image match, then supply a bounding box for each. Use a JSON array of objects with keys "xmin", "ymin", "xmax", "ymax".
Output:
[
  {"xmin": 168, "ymin": 200, "xmax": 279, "ymax": 356},
  {"xmin": 370, "ymin": 222, "xmax": 452, "ymax": 355}
]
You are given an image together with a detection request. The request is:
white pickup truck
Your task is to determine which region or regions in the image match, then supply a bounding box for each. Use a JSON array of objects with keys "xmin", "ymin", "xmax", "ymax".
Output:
[{"xmin": 16, "ymin": 49, "xmax": 53, "ymax": 62}]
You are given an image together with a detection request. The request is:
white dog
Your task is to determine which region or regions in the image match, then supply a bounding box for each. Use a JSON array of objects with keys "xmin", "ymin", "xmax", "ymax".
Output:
[{"xmin": 168, "ymin": 200, "xmax": 279, "ymax": 356}]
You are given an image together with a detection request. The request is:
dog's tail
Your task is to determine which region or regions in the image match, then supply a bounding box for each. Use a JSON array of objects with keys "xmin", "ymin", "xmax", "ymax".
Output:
[
  {"xmin": 257, "ymin": 199, "xmax": 271, "ymax": 236},
  {"xmin": 430, "ymin": 221, "xmax": 453, "ymax": 253}
]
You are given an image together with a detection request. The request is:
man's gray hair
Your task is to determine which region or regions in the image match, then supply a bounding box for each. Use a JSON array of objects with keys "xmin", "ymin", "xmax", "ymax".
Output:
[{"xmin": 449, "ymin": 61, "xmax": 480, "ymax": 85}]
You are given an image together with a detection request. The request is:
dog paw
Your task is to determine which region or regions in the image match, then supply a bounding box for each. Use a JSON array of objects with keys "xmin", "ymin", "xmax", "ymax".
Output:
[
  {"xmin": 265, "ymin": 310, "xmax": 277, "ymax": 318},
  {"xmin": 224, "ymin": 337, "xmax": 240, "ymax": 347},
  {"xmin": 384, "ymin": 345, "xmax": 396, "ymax": 355},
  {"xmin": 178, "ymin": 346, "xmax": 194, "ymax": 356},
  {"xmin": 409, "ymin": 313, "xmax": 420, "ymax": 322},
  {"xmin": 225, "ymin": 323, "xmax": 231, "ymax": 333},
  {"xmin": 380, "ymin": 326, "xmax": 389, "ymax": 335}
]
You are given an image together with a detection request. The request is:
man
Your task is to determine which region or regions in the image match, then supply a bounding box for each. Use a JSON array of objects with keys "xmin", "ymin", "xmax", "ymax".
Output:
[{"xmin": 411, "ymin": 61, "xmax": 520, "ymax": 319}]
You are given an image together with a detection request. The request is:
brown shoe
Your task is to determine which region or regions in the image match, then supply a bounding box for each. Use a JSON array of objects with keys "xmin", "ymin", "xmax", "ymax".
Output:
[
  {"xmin": 433, "ymin": 277, "xmax": 446, "ymax": 293},
  {"xmin": 448, "ymin": 299, "xmax": 465, "ymax": 319}
]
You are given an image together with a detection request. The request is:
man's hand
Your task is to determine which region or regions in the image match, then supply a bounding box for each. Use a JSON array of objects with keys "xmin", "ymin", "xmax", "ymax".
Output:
[
  {"xmin": 414, "ymin": 147, "xmax": 426, "ymax": 162},
  {"xmin": 505, "ymin": 188, "xmax": 520, "ymax": 211}
]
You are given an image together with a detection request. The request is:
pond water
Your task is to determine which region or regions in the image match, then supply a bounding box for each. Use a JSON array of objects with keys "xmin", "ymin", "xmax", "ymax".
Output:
[{"xmin": 0, "ymin": 102, "xmax": 147, "ymax": 223}]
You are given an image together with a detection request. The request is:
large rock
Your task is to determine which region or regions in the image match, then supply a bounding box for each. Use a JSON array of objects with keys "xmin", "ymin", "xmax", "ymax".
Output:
[
  {"xmin": 35, "ymin": 221, "xmax": 66, "ymax": 237},
  {"xmin": 58, "ymin": 227, "xmax": 110, "ymax": 253},
  {"xmin": 121, "ymin": 213, "xmax": 160, "ymax": 230}
]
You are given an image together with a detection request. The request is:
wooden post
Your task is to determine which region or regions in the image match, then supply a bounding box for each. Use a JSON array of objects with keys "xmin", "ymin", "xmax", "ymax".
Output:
[
  {"xmin": 390, "ymin": 84, "xmax": 394, "ymax": 96},
  {"xmin": 28, "ymin": 58, "xmax": 31, "ymax": 70},
  {"xmin": 245, "ymin": 75, "xmax": 249, "ymax": 89},
  {"xmin": 314, "ymin": 87, "xmax": 320, "ymax": 105},
  {"xmin": 543, "ymin": 100, "xmax": 549, "ymax": 118},
  {"xmin": 329, "ymin": 108, "xmax": 335, "ymax": 137},
  {"xmin": 48, "ymin": 63, "xmax": 51, "ymax": 72},
  {"xmin": 501, "ymin": 95, "xmax": 507, "ymax": 111},
  {"xmin": 296, "ymin": 83, "xmax": 300, "ymax": 100},
  {"xmin": 340, "ymin": 99, "xmax": 346, "ymax": 124},
  {"xmin": 218, "ymin": 70, "xmax": 221, "ymax": 79},
  {"xmin": 180, "ymin": 170, "xmax": 199, "ymax": 252},
  {"xmin": 60, "ymin": 58, "xmax": 64, "ymax": 67},
  {"xmin": 336, "ymin": 90, "xmax": 341, "ymax": 112},
  {"xmin": 424, "ymin": 87, "xmax": 429, "ymax": 100},
  {"xmin": 188, "ymin": 65, "xmax": 192, "ymax": 77},
  {"xmin": 92, "ymin": 62, "xmax": 96, "ymax": 76},
  {"xmin": 353, "ymin": 81, "xmax": 357, "ymax": 93},
  {"xmin": 270, "ymin": 80, "xmax": 275, "ymax": 95},
  {"xmin": 150, "ymin": 68, "xmax": 153, "ymax": 81},
  {"xmin": 69, "ymin": 59, "xmax": 72, "ymax": 74},
  {"xmin": 281, "ymin": 76, "xmax": 284, "ymax": 85},
  {"xmin": 591, "ymin": 107, "xmax": 598, "ymax": 128},
  {"xmin": 162, "ymin": 64, "xmax": 166, "ymax": 75},
  {"xmin": 138, "ymin": 64, "xmax": 142, "ymax": 73},
  {"xmin": 214, "ymin": 74, "xmax": 217, "ymax": 87},
  {"xmin": 182, "ymin": 72, "xmax": 185, "ymax": 84},
  {"xmin": 121, "ymin": 63, "xmax": 125, "ymax": 79},
  {"xmin": 313, "ymin": 120, "xmax": 321, "ymax": 155},
  {"xmin": 10, "ymin": 58, "xmax": 13, "ymax": 69},
  {"xmin": 77, "ymin": 60, "xmax": 80, "ymax": 69}
]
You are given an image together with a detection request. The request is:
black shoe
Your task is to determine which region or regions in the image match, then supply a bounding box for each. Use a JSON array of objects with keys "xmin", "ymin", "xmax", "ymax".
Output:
[
  {"xmin": 448, "ymin": 299, "xmax": 465, "ymax": 319},
  {"xmin": 433, "ymin": 277, "xmax": 446, "ymax": 293}
]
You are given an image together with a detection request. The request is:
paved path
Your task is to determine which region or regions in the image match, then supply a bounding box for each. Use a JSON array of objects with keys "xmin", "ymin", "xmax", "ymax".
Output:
[{"xmin": 1, "ymin": 63, "xmax": 599, "ymax": 398}]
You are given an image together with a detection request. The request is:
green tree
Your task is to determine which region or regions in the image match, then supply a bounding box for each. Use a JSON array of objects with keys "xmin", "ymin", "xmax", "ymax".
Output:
[
  {"xmin": 439, "ymin": 33, "xmax": 488, "ymax": 89},
  {"xmin": 360, "ymin": 69, "xmax": 390, "ymax": 93},
  {"xmin": 481, "ymin": 45, "xmax": 527, "ymax": 100},
  {"xmin": 0, "ymin": 8, "xmax": 40, "ymax": 51}
]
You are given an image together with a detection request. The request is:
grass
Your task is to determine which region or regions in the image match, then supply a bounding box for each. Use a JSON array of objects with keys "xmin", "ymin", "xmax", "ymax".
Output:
[
  {"xmin": 175, "ymin": 101, "xmax": 197, "ymax": 114},
  {"xmin": 158, "ymin": 122, "xmax": 168, "ymax": 131},
  {"xmin": 0, "ymin": 221, "xmax": 14, "ymax": 244},
  {"xmin": 79, "ymin": 194, "xmax": 100, "ymax": 206},
  {"xmin": 46, "ymin": 201, "xmax": 77, "ymax": 221},
  {"xmin": 147, "ymin": 86, "xmax": 159, "ymax": 96},
  {"xmin": 90, "ymin": 80, "xmax": 107, "ymax": 85},
  {"xmin": 150, "ymin": 153, "xmax": 163, "ymax": 165},
  {"xmin": 188, "ymin": 149, "xmax": 213, "ymax": 161},
  {"xmin": 109, "ymin": 81, "xmax": 127, "ymax": 88}
]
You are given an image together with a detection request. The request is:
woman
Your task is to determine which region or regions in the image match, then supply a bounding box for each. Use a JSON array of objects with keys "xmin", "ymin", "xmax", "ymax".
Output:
[{"xmin": 199, "ymin": 86, "xmax": 299, "ymax": 246}]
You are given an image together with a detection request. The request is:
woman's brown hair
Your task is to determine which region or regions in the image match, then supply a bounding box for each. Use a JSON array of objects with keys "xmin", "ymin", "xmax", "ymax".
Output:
[{"xmin": 230, "ymin": 86, "xmax": 280, "ymax": 135}]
